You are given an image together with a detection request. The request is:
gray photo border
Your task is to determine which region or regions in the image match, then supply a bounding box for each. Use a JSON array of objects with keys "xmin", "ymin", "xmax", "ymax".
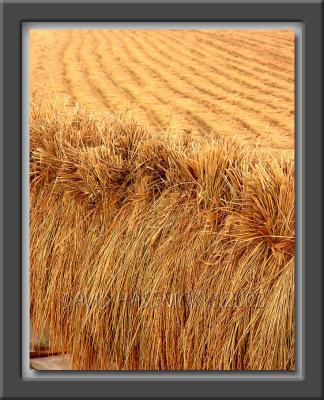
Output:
[
  {"xmin": 1, "ymin": 0, "xmax": 323, "ymax": 399},
  {"xmin": 21, "ymin": 20, "xmax": 304, "ymax": 382}
]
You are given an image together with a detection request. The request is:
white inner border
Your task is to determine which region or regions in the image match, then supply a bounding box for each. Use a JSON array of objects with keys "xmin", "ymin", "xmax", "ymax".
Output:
[{"xmin": 22, "ymin": 22, "xmax": 303, "ymax": 381}]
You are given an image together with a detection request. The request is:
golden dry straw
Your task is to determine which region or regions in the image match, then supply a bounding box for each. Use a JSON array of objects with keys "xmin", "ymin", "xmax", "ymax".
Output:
[{"xmin": 30, "ymin": 98, "xmax": 295, "ymax": 370}]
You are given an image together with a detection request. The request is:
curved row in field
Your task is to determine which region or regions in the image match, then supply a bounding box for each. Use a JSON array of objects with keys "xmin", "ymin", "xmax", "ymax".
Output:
[{"xmin": 30, "ymin": 29, "xmax": 294, "ymax": 154}]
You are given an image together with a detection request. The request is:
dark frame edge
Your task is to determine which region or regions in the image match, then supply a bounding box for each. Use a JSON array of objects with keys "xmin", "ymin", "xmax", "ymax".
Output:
[
  {"xmin": 0, "ymin": 0, "xmax": 4, "ymax": 398},
  {"xmin": 1, "ymin": 0, "xmax": 323, "ymax": 399}
]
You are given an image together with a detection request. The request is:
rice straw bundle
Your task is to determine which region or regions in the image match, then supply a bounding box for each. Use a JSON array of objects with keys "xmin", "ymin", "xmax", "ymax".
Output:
[{"xmin": 30, "ymin": 98, "xmax": 295, "ymax": 370}]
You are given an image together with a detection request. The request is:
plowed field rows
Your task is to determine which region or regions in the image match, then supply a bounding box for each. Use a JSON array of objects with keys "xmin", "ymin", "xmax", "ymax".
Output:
[{"xmin": 30, "ymin": 29, "xmax": 294, "ymax": 154}]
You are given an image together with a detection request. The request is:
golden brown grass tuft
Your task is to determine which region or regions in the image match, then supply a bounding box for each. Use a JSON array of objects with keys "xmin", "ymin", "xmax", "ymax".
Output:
[{"xmin": 30, "ymin": 98, "xmax": 295, "ymax": 370}]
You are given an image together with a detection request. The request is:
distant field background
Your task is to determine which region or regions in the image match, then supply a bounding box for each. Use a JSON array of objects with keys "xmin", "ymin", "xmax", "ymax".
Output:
[{"xmin": 30, "ymin": 29, "xmax": 295, "ymax": 156}]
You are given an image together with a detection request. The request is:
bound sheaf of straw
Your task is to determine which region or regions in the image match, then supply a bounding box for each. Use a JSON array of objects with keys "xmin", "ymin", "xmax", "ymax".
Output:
[{"xmin": 30, "ymin": 97, "xmax": 295, "ymax": 370}]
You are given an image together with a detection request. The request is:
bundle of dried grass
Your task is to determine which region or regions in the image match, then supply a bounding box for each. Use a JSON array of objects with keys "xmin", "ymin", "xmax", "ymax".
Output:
[{"xmin": 30, "ymin": 98, "xmax": 295, "ymax": 370}]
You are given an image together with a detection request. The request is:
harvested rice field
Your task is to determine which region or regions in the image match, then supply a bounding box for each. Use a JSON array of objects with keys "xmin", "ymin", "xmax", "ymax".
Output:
[
  {"xmin": 30, "ymin": 29, "xmax": 294, "ymax": 156},
  {"xmin": 29, "ymin": 28, "xmax": 295, "ymax": 371}
]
